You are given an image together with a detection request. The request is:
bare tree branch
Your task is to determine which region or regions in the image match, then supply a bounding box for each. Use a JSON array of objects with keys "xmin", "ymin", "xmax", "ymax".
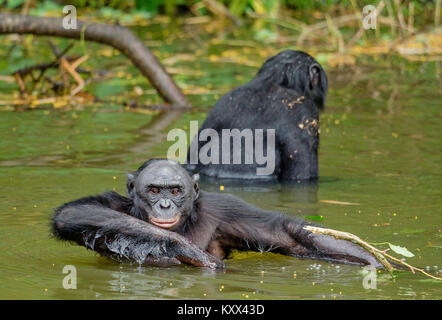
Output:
[{"xmin": 0, "ymin": 13, "xmax": 190, "ymax": 107}]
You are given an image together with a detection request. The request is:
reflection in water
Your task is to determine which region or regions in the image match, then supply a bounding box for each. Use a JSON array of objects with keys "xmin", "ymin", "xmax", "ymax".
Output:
[
  {"xmin": 85, "ymin": 110, "xmax": 186, "ymax": 167},
  {"xmin": 109, "ymin": 268, "xmax": 163, "ymax": 296},
  {"xmin": 104, "ymin": 265, "xmax": 225, "ymax": 298},
  {"xmin": 199, "ymin": 175, "xmax": 319, "ymax": 218},
  {"xmin": 199, "ymin": 175, "xmax": 319, "ymax": 202},
  {"xmin": 0, "ymin": 110, "xmax": 185, "ymax": 169}
]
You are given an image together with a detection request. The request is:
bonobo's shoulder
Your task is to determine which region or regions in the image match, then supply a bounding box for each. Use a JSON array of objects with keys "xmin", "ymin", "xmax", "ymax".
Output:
[
  {"xmin": 198, "ymin": 190, "xmax": 258, "ymax": 209},
  {"xmin": 199, "ymin": 190, "xmax": 242, "ymax": 202},
  {"xmin": 197, "ymin": 190, "xmax": 306, "ymax": 224},
  {"xmin": 55, "ymin": 191, "xmax": 131, "ymax": 212},
  {"xmin": 101, "ymin": 190, "xmax": 132, "ymax": 203}
]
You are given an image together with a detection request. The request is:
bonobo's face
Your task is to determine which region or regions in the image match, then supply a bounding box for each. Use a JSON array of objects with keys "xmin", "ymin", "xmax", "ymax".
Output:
[{"xmin": 132, "ymin": 161, "xmax": 199, "ymax": 230}]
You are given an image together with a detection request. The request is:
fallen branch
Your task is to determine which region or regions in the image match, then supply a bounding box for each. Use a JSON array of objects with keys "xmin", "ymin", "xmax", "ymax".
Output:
[
  {"xmin": 0, "ymin": 13, "xmax": 189, "ymax": 107},
  {"xmin": 125, "ymin": 101, "xmax": 193, "ymax": 111},
  {"xmin": 60, "ymin": 56, "xmax": 85, "ymax": 86},
  {"xmin": 319, "ymin": 200, "xmax": 360, "ymax": 206},
  {"xmin": 48, "ymin": 40, "xmax": 74, "ymax": 59},
  {"xmin": 12, "ymin": 57, "xmax": 90, "ymax": 78},
  {"xmin": 202, "ymin": 0, "xmax": 242, "ymax": 26},
  {"xmin": 304, "ymin": 225, "xmax": 442, "ymax": 281}
]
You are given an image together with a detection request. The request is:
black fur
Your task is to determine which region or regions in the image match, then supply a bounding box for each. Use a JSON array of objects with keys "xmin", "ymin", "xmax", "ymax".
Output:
[
  {"xmin": 51, "ymin": 160, "xmax": 383, "ymax": 269},
  {"xmin": 186, "ymin": 50, "xmax": 327, "ymax": 180}
]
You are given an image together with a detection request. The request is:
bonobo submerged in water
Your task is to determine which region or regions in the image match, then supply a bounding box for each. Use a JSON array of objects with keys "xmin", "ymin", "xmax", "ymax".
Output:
[
  {"xmin": 52, "ymin": 159, "xmax": 382, "ymax": 269},
  {"xmin": 186, "ymin": 50, "xmax": 327, "ymax": 181}
]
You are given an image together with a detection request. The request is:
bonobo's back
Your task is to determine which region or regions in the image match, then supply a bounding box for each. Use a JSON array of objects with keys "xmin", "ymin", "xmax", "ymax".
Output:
[{"xmin": 187, "ymin": 50, "xmax": 327, "ymax": 181}]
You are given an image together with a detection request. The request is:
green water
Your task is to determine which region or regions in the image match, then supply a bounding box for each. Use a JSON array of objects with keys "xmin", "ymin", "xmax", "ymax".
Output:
[{"xmin": 0, "ymin": 30, "xmax": 441, "ymax": 299}]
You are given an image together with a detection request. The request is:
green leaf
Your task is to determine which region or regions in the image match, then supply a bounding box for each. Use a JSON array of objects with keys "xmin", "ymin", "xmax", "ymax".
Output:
[
  {"xmin": 304, "ymin": 215, "xmax": 324, "ymax": 221},
  {"xmin": 388, "ymin": 243, "xmax": 414, "ymax": 258},
  {"xmin": 229, "ymin": 0, "xmax": 249, "ymax": 16},
  {"xmin": 6, "ymin": 0, "xmax": 25, "ymax": 9},
  {"xmin": 135, "ymin": 0, "xmax": 162, "ymax": 13},
  {"xmin": 254, "ymin": 29, "xmax": 277, "ymax": 42}
]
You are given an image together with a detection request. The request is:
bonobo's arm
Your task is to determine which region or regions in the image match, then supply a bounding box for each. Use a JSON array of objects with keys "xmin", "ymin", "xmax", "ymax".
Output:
[
  {"xmin": 202, "ymin": 191, "xmax": 381, "ymax": 267},
  {"xmin": 52, "ymin": 192, "xmax": 224, "ymax": 269}
]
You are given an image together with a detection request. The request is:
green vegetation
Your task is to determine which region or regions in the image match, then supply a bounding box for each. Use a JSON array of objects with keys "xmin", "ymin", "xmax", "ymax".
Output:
[
  {"xmin": 1, "ymin": 0, "xmax": 438, "ymax": 24},
  {"xmin": 1, "ymin": 0, "xmax": 439, "ymax": 56},
  {"xmin": 0, "ymin": 0, "xmax": 441, "ymax": 300}
]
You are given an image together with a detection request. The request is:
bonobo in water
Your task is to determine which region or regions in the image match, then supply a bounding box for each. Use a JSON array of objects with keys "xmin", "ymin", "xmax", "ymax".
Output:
[
  {"xmin": 186, "ymin": 50, "xmax": 328, "ymax": 181},
  {"xmin": 52, "ymin": 159, "xmax": 382, "ymax": 269}
]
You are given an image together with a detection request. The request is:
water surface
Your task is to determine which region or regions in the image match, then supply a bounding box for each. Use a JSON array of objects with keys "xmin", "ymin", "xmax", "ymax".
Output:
[{"xmin": 0, "ymin": 34, "xmax": 440, "ymax": 299}]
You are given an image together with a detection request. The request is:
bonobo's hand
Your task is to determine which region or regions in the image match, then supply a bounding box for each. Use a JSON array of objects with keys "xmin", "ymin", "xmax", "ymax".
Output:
[
  {"xmin": 142, "ymin": 254, "xmax": 225, "ymax": 269},
  {"xmin": 308, "ymin": 233, "xmax": 383, "ymax": 267},
  {"xmin": 140, "ymin": 223, "xmax": 225, "ymax": 270}
]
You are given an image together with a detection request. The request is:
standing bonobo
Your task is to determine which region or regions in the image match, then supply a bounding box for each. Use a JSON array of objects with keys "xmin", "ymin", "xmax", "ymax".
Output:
[
  {"xmin": 52, "ymin": 160, "xmax": 382, "ymax": 269},
  {"xmin": 186, "ymin": 50, "xmax": 328, "ymax": 181}
]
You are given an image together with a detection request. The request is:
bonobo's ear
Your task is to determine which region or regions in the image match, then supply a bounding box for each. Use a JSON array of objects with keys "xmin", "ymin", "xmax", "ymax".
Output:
[
  {"xmin": 309, "ymin": 63, "xmax": 321, "ymax": 90},
  {"xmin": 192, "ymin": 174, "xmax": 200, "ymax": 199},
  {"xmin": 126, "ymin": 172, "xmax": 136, "ymax": 198}
]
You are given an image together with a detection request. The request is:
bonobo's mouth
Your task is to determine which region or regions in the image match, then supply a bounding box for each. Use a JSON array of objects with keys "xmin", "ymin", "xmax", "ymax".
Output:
[{"xmin": 149, "ymin": 213, "xmax": 181, "ymax": 229}]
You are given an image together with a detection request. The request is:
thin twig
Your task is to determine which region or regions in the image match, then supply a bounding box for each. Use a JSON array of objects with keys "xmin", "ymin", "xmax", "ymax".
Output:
[
  {"xmin": 394, "ymin": 0, "xmax": 407, "ymax": 34},
  {"xmin": 304, "ymin": 226, "xmax": 442, "ymax": 281},
  {"xmin": 297, "ymin": 14, "xmax": 360, "ymax": 46},
  {"xmin": 385, "ymin": 0, "xmax": 397, "ymax": 36},
  {"xmin": 436, "ymin": 0, "xmax": 441, "ymax": 26},
  {"xmin": 408, "ymin": 2, "xmax": 414, "ymax": 35},
  {"xmin": 246, "ymin": 12, "xmax": 305, "ymax": 31},
  {"xmin": 304, "ymin": 226, "xmax": 394, "ymax": 273},
  {"xmin": 325, "ymin": 14, "xmax": 345, "ymax": 53}
]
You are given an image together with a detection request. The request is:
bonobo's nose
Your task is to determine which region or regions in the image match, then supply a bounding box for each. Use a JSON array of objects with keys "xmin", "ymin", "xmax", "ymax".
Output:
[{"xmin": 159, "ymin": 199, "xmax": 171, "ymax": 209}]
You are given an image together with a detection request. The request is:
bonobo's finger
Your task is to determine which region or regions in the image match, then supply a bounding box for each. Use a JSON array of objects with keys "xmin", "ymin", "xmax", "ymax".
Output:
[
  {"xmin": 143, "ymin": 256, "xmax": 181, "ymax": 267},
  {"xmin": 308, "ymin": 233, "xmax": 385, "ymax": 267},
  {"xmin": 166, "ymin": 231, "xmax": 226, "ymax": 269},
  {"xmin": 177, "ymin": 253, "xmax": 225, "ymax": 270}
]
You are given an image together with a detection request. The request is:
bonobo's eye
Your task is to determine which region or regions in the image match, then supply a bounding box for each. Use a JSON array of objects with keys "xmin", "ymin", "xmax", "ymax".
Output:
[
  {"xmin": 170, "ymin": 187, "xmax": 181, "ymax": 196},
  {"xmin": 148, "ymin": 187, "xmax": 160, "ymax": 195}
]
